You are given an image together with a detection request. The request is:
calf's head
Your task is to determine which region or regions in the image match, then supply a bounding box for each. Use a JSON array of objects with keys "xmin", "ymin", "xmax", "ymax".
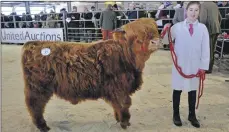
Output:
[{"xmin": 113, "ymin": 18, "xmax": 161, "ymax": 71}]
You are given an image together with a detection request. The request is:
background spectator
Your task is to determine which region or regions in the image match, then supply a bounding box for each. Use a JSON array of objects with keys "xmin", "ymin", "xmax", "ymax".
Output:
[
  {"xmin": 173, "ymin": 1, "xmax": 185, "ymax": 24},
  {"xmin": 46, "ymin": 10, "xmax": 56, "ymax": 28},
  {"xmin": 218, "ymin": 1, "xmax": 229, "ymax": 33},
  {"xmin": 100, "ymin": 4, "xmax": 117, "ymax": 40},
  {"xmin": 67, "ymin": 6, "xmax": 80, "ymax": 41},
  {"xmin": 199, "ymin": 1, "xmax": 222, "ymax": 73},
  {"xmin": 81, "ymin": 6, "xmax": 95, "ymax": 42}
]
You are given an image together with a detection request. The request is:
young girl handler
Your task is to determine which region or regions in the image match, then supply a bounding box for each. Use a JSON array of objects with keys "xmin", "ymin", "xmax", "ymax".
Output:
[{"xmin": 170, "ymin": 1, "xmax": 210, "ymax": 128}]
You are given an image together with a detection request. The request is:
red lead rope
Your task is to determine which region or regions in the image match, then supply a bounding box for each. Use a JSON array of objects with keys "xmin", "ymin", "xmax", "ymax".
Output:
[{"xmin": 167, "ymin": 26, "xmax": 206, "ymax": 109}]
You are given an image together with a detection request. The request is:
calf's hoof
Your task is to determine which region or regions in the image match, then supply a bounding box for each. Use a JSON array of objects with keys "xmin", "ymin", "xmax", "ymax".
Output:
[
  {"xmin": 121, "ymin": 123, "xmax": 127, "ymax": 129},
  {"xmin": 120, "ymin": 121, "xmax": 130, "ymax": 129},
  {"xmin": 39, "ymin": 126, "xmax": 50, "ymax": 132}
]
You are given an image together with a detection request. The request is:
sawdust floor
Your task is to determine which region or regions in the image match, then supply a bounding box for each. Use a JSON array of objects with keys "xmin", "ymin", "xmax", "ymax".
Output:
[{"xmin": 2, "ymin": 45, "xmax": 229, "ymax": 132}]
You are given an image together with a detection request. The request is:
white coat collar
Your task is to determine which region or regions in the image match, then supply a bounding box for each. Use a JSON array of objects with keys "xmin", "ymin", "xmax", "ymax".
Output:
[
  {"xmin": 183, "ymin": 18, "xmax": 199, "ymax": 27},
  {"xmin": 182, "ymin": 19, "xmax": 199, "ymax": 34}
]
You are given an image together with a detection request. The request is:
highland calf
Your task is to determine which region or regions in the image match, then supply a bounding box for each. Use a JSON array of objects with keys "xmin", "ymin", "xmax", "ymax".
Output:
[{"xmin": 21, "ymin": 18, "xmax": 160, "ymax": 132}]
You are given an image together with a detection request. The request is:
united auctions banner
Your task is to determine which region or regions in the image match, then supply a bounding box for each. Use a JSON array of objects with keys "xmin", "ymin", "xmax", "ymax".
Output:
[{"xmin": 1, "ymin": 28, "xmax": 64, "ymax": 43}]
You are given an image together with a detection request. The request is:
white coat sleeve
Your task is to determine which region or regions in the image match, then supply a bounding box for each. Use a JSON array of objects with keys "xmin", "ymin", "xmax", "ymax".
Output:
[{"xmin": 200, "ymin": 25, "xmax": 210, "ymax": 70}]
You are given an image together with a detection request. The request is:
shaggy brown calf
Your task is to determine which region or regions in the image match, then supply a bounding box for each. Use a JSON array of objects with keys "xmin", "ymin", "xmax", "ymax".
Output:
[{"xmin": 21, "ymin": 18, "xmax": 160, "ymax": 132}]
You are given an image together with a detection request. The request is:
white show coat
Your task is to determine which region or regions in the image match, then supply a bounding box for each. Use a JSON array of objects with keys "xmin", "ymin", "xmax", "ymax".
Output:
[{"xmin": 170, "ymin": 19, "xmax": 210, "ymax": 92}]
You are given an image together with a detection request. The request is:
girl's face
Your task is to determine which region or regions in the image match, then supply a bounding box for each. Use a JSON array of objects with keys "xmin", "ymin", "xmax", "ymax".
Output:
[{"xmin": 186, "ymin": 4, "xmax": 200, "ymax": 22}]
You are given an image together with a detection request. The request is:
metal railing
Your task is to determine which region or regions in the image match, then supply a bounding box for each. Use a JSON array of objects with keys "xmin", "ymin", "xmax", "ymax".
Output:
[{"xmin": 1, "ymin": 7, "xmax": 229, "ymax": 43}]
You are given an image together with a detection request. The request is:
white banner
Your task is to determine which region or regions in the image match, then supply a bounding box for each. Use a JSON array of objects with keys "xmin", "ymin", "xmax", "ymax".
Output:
[{"xmin": 1, "ymin": 28, "xmax": 64, "ymax": 43}]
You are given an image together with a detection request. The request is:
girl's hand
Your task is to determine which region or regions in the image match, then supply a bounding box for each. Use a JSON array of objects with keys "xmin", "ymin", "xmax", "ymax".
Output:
[{"xmin": 198, "ymin": 69, "xmax": 205, "ymax": 74}]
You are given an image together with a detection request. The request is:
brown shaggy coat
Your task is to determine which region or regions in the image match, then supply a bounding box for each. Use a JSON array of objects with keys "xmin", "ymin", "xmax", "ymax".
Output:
[{"xmin": 21, "ymin": 18, "xmax": 159, "ymax": 132}]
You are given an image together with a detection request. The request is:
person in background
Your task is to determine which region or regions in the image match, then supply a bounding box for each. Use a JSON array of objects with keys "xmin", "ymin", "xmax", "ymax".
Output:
[
  {"xmin": 170, "ymin": 1, "xmax": 210, "ymax": 128},
  {"xmin": 158, "ymin": 2, "xmax": 175, "ymax": 28},
  {"xmin": 113, "ymin": 4, "xmax": 123, "ymax": 28},
  {"xmin": 90, "ymin": 6, "xmax": 98, "ymax": 41},
  {"xmin": 218, "ymin": 1, "xmax": 229, "ymax": 7},
  {"xmin": 127, "ymin": 3, "xmax": 137, "ymax": 20},
  {"xmin": 21, "ymin": 13, "xmax": 27, "ymax": 28},
  {"xmin": 156, "ymin": 2, "xmax": 173, "ymax": 19},
  {"xmin": 99, "ymin": 4, "xmax": 117, "ymax": 40},
  {"xmin": 138, "ymin": 4, "xmax": 147, "ymax": 18},
  {"xmin": 172, "ymin": 1, "xmax": 185, "ymax": 24},
  {"xmin": 218, "ymin": 1, "xmax": 229, "ymax": 33},
  {"xmin": 40, "ymin": 11, "xmax": 47, "ymax": 28},
  {"xmin": 81, "ymin": 6, "xmax": 95, "ymax": 42},
  {"xmin": 58, "ymin": 8, "xmax": 67, "ymax": 28},
  {"xmin": 34, "ymin": 14, "xmax": 42, "ymax": 28},
  {"xmin": 8, "ymin": 12, "xmax": 21, "ymax": 28},
  {"xmin": 117, "ymin": 5, "xmax": 129, "ymax": 25},
  {"xmin": 67, "ymin": 6, "xmax": 80, "ymax": 41},
  {"xmin": 173, "ymin": 1, "xmax": 184, "ymax": 9},
  {"xmin": 25, "ymin": 12, "xmax": 33, "ymax": 28},
  {"xmin": 46, "ymin": 10, "xmax": 56, "ymax": 28},
  {"xmin": 93, "ymin": 8, "xmax": 102, "ymax": 41},
  {"xmin": 1, "ymin": 13, "xmax": 10, "ymax": 28},
  {"xmin": 91, "ymin": 6, "xmax": 97, "ymax": 28},
  {"xmin": 199, "ymin": 1, "xmax": 222, "ymax": 74},
  {"xmin": 155, "ymin": 2, "xmax": 165, "ymax": 19}
]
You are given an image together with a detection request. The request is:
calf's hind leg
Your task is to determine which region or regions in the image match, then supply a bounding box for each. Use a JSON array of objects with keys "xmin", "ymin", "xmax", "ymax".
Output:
[{"xmin": 25, "ymin": 86, "xmax": 53, "ymax": 132}]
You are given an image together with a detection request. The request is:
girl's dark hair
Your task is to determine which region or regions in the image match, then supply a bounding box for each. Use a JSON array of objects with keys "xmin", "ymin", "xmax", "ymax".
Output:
[{"xmin": 186, "ymin": 1, "xmax": 201, "ymax": 10}]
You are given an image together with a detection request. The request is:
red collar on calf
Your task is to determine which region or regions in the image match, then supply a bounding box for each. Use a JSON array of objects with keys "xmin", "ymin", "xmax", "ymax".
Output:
[
  {"xmin": 116, "ymin": 39, "xmax": 147, "ymax": 53},
  {"xmin": 136, "ymin": 44, "xmax": 147, "ymax": 53},
  {"xmin": 141, "ymin": 44, "xmax": 147, "ymax": 52}
]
